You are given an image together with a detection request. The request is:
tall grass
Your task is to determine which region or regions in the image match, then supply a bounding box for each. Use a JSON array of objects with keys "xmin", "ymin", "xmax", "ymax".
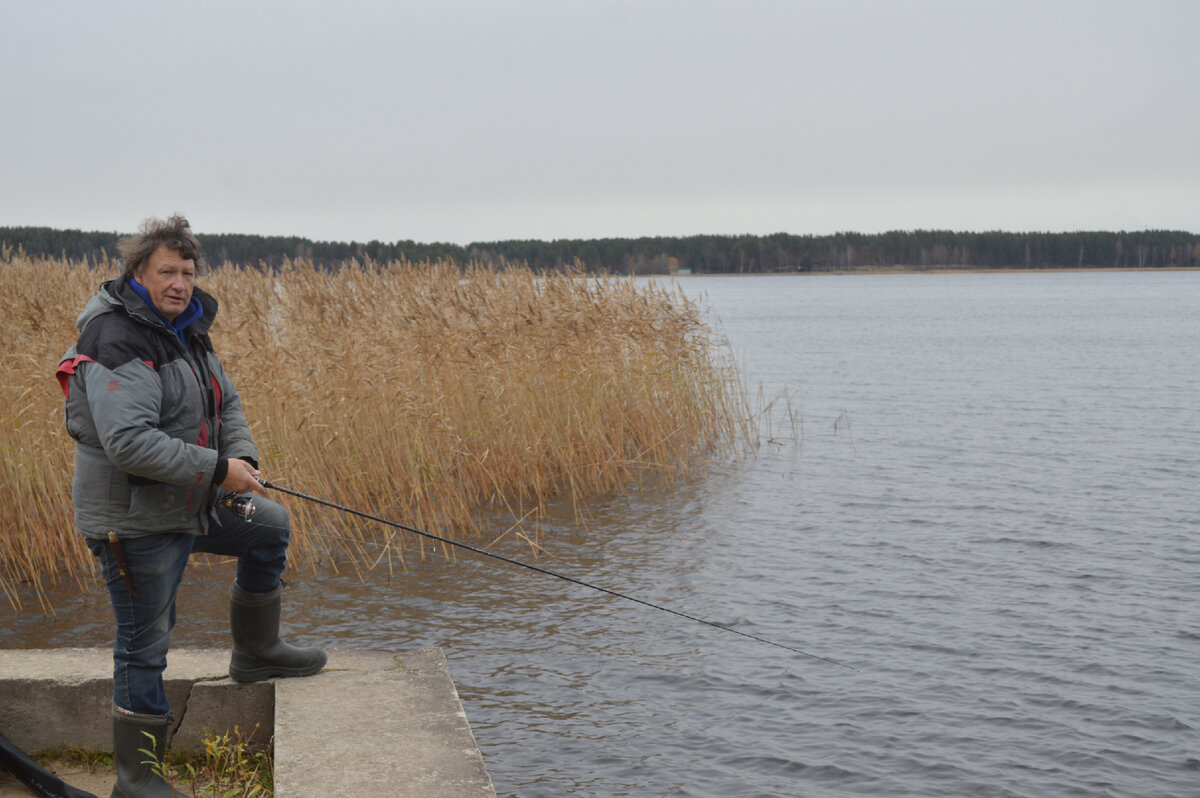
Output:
[{"xmin": 0, "ymin": 248, "xmax": 757, "ymax": 609}]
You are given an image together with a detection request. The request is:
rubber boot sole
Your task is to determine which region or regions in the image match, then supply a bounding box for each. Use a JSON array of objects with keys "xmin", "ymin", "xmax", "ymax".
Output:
[{"xmin": 229, "ymin": 655, "xmax": 327, "ymax": 683}]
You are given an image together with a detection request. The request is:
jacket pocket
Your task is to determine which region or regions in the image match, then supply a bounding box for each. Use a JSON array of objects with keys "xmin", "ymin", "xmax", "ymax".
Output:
[{"xmin": 125, "ymin": 480, "xmax": 193, "ymax": 527}]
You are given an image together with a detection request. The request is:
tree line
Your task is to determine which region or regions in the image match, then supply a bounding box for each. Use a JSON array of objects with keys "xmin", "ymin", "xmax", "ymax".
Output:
[{"xmin": 3, "ymin": 225, "xmax": 1198, "ymax": 273}]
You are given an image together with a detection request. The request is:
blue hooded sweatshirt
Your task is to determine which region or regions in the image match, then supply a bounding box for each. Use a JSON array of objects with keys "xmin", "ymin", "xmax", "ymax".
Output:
[{"xmin": 128, "ymin": 277, "xmax": 205, "ymax": 345}]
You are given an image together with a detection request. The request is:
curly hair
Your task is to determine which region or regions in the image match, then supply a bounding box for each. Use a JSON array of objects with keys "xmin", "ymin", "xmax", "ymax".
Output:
[{"xmin": 118, "ymin": 214, "xmax": 204, "ymax": 278}]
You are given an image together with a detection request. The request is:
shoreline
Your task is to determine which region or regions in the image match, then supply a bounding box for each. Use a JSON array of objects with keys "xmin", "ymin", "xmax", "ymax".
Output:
[{"xmin": 667, "ymin": 266, "xmax": 1200, "ymax": 277}]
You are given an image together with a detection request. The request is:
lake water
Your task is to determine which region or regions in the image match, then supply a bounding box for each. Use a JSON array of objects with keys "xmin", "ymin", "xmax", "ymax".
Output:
[{"xmin": 5, "ymin": 271, "xmax": 1199, "ymax": 797}]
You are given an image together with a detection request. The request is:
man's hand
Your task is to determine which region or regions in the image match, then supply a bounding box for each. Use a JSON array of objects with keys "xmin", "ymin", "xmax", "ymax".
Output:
[{"xmin": 219, "ymin": 458, "xmax": 267, "ymax": 496}]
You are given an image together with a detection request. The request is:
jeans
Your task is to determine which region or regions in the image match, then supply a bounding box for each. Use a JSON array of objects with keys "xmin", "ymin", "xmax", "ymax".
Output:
[{"xmin": 88, "ymin": 493, "xmax": 291, "ymax": 715}]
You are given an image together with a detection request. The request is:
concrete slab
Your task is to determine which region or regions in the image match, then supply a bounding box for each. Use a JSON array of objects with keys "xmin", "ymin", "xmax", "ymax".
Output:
[
  {"xmin": 0, "ymin": 647, "xmax": 248, "ymax": 753},
  {"xmin": 174, "ymin": 677, "xmax": 274, "ymax": 753},
  {"xmin": 0, "ymin": 647, "xmax": 496, "ymax": 798},
  {"xmin": 274, "ymin": 648, "xmax": 496, "ymax": 798}
]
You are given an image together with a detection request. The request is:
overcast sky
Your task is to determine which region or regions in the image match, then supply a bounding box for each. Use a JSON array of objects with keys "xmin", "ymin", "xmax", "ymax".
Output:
[{"xmin": 3, "ymin": 1, "xmax": 1196, "ymax": 244}]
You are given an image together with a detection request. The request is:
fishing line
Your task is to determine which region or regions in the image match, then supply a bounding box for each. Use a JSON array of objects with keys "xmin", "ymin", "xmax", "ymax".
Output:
[{"xmin": 254, "ymin": 479, "xmax": 857, "ymax": 671}]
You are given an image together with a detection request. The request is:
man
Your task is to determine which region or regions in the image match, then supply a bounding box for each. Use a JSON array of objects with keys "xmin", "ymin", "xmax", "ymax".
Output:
[{"xmin": 57, "ymin": 215, "xmax": 325, "ymax": 798}]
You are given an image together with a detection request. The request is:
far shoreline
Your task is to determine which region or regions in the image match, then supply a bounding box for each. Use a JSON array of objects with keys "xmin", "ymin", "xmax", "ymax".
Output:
[{"xmin": 661, "ymin": 265, "xmax": 1200, "ymax": 277}]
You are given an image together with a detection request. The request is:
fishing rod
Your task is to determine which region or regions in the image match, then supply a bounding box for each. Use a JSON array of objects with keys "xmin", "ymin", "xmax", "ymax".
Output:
[{"xmin": 241, "ymin": 479, "xmax": 857, "ymax": 671}]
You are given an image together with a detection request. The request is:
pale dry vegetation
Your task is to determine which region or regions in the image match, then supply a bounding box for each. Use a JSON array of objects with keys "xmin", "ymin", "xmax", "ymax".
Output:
[{"xmin": 0, "ymin": 248, "xmax": 757, "ymax": 609}]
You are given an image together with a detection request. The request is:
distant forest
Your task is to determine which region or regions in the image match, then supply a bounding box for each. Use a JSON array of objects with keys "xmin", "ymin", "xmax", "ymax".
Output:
[{"xmin": 3, "ymin": 225, "xmax": 1198, "ymax": 274}]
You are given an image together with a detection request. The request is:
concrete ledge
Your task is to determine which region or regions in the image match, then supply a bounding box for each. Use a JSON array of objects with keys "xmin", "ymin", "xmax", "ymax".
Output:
[
  {"xmin": 0, "ymin": 648, "xmax": 496, "ymax": 798},
  {"xmin": 275, "ymin": 649, "xmax": 497, "ymax": 797}
]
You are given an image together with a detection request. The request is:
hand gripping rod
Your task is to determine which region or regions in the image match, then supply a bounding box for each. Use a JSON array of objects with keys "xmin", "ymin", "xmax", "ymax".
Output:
[{"xmin": 259, "ymin": 479, "xmax": 857, "ymax": 671}]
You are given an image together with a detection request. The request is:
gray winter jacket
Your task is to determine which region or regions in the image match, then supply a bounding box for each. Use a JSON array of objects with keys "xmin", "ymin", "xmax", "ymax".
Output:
[{"xmin": 57, "ymin": 276, "xmax": 258, "ymax": 540}]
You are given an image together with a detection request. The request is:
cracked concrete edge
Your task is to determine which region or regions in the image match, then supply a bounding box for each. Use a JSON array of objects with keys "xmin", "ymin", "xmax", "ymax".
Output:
[
  {"xmin": 0, "ymin": 649, "xmax": 406, "ymax": 753},
  {"xmin": 0, "ymin": 648, "xmax": 262, "ymax": 753},
  {"xmin": 173, "ymin": 678, "xmax": 275, "ymax": 752}
]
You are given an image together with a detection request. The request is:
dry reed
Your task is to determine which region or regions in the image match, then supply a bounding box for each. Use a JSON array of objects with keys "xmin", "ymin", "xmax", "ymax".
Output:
[{"xmin": 0, "ymin": 248, "xmax": 757, "ymax": 609}]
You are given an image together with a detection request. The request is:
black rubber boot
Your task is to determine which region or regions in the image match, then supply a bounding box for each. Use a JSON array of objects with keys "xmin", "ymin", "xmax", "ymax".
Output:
[
  {"xmin": 228, "ymin": 582, "xmax": 327, "ymax": 682},
  {"xmin": 111, "ymin": 703, "xmax": 180, "ymax": 798}
]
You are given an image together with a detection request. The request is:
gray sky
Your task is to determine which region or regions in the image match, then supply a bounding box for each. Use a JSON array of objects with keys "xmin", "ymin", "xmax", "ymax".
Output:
[{"xmin": 3, "ymin": 0, "xmax": 1197, "ymax": 244}]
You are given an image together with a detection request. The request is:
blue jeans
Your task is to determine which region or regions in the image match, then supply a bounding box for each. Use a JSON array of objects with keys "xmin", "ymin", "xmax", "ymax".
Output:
[{"xmin": 88, "ymin": 494, "xmax": 291, "ymax": 715}]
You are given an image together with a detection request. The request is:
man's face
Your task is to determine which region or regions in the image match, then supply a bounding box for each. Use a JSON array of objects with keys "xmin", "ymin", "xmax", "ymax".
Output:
[{"xmin": 138, "ymin": 245, "xmax": 195, "ymax": 321}]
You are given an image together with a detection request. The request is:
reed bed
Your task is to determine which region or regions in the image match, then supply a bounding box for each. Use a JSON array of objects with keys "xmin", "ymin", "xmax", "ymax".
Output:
[{"xmin": 0, "ymin": 248, "xmax": 758, "ymax": 609}]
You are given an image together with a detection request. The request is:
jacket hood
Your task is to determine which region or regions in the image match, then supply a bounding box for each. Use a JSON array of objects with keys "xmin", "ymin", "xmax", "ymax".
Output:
[{"xmin": 76, "ymin": 275, "xmax": 219, "ymax": 338}]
